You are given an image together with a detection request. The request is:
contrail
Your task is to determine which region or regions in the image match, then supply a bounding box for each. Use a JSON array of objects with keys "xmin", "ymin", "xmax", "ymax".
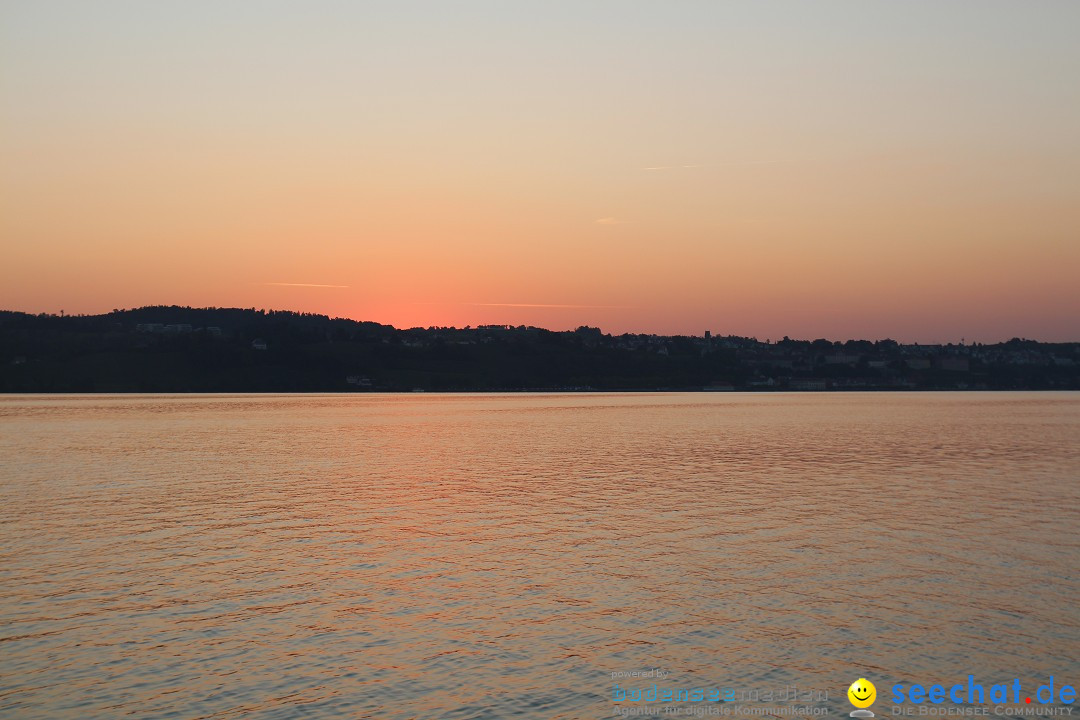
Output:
[
  {"xmin": 716, "ymin": 159, "xmax": 788, "ymax": 166},
  {"xmin": 641, "ymin": 160, "xmax": 787, "ymax": 170},
  {"xmin": 467, "ymin": 302, "xmax": 633, "ymax": 309},
  {"xmin": 263, "ymin": 282, "xmax": 349, "ymax": 288}
]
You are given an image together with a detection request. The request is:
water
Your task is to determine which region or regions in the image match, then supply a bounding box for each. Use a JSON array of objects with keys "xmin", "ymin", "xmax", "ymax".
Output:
[{"xmin": 1, "ymin": 392, "xmax": 1078, "ymax": 719}]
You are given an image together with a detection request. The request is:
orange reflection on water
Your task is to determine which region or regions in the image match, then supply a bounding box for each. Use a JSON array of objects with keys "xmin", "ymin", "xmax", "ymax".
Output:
[{"xmin": 0, "ymin": 392, "xmax": 1078, "ymax": 718}]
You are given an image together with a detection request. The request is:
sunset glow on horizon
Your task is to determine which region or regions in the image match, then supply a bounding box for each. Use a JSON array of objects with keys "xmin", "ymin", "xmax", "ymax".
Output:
[{"xmin": 2, "ymin": 1, "xmax": 1078, "ymax": 342}]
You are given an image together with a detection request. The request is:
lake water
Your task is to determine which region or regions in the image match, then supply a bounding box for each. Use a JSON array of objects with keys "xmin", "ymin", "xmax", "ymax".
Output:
[{"xmin": 1, "ymin": 393, "xmax": 1078, "ymax": 719}]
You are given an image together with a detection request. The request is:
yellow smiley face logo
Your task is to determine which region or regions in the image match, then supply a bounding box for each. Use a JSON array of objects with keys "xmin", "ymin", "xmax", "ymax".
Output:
[{"xmin": 848, "ymin": 679, "xmax": 876, "ymax": 708}]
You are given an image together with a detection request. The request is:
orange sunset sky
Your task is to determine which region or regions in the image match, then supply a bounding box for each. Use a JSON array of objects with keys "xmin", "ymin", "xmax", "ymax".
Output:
[{"xmin": 2, "ymin": 2, "xmax": 1078, "ymax": 342}]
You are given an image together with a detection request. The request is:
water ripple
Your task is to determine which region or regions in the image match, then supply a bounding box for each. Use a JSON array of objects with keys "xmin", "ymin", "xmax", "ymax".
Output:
[{"xmin": 1, "ymin": 392, "xmax": 1078, "ymax": 718}]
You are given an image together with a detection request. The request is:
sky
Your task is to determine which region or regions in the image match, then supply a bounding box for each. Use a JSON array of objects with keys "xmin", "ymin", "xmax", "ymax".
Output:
[{"xmin": 2, "ymin": 1, "xmax": 1078, "ymax": 342}]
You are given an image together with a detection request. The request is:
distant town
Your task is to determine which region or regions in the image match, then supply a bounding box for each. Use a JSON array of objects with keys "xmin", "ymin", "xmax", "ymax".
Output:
[{"xmin": 1, "ymin": 306, "xmax": 1077, "ymax": 392}]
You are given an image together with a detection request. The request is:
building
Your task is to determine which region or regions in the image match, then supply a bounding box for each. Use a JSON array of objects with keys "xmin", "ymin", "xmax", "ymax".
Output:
[
  {"xmin": 935, "ymin": 357, "xmax": 970, "ymax": 372},
  {"xmin": 824, "ymin": 354, "xmax": 860, "ymax": 365},
  {"xmin": 790, "ymin": 378, "xmax": 827, "ymax": 391}
]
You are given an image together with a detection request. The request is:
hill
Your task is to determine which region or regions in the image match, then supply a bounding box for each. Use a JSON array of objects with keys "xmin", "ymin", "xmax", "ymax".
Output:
[{"xmin": 1, "ymin": 307, "xmax": 1077, "ymax": 392}]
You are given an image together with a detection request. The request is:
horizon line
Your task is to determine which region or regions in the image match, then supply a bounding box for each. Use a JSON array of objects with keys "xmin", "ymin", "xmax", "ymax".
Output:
[{"xmin": 2, "ymin": 306, "xmax": 1073, "ymax": 346}]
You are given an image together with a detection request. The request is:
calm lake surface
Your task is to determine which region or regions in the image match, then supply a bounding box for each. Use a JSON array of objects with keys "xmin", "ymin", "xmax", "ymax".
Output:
[{"xmin": 1, "ymin": 393, "xmax": 1078, "ymax": 719}]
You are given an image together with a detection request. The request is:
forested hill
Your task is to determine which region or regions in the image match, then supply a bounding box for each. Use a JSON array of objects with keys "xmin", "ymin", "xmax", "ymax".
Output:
[{"xmin": 1, "ymin": 307, "xmax": 1077, "ymax": 392}]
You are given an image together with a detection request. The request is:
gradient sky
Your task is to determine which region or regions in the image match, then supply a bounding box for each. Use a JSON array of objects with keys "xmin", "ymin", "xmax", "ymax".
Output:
[{"xmin": 2, "ymin": 1, "xmax": 1078, "ymax": 342}]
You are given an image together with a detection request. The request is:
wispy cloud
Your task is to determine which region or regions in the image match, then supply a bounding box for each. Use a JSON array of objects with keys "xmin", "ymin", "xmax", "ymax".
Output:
[
  {"xmin": 466, "ymin": 302, "xmax": 634, "ymax": 309},
  {"xmin": 641, "ymin": 160, "xmax": 788, "ymax": 171},
  {"xmin": 716, "ymin": 159, "xmax": 789, "ymax": 167},
  {"xmin": 263, "ymin": 282, "xmax": 349, "ymax": 288},
  {"xmin": 594, "ymin": 217, "xmax": 626, "ymax": 225}
]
